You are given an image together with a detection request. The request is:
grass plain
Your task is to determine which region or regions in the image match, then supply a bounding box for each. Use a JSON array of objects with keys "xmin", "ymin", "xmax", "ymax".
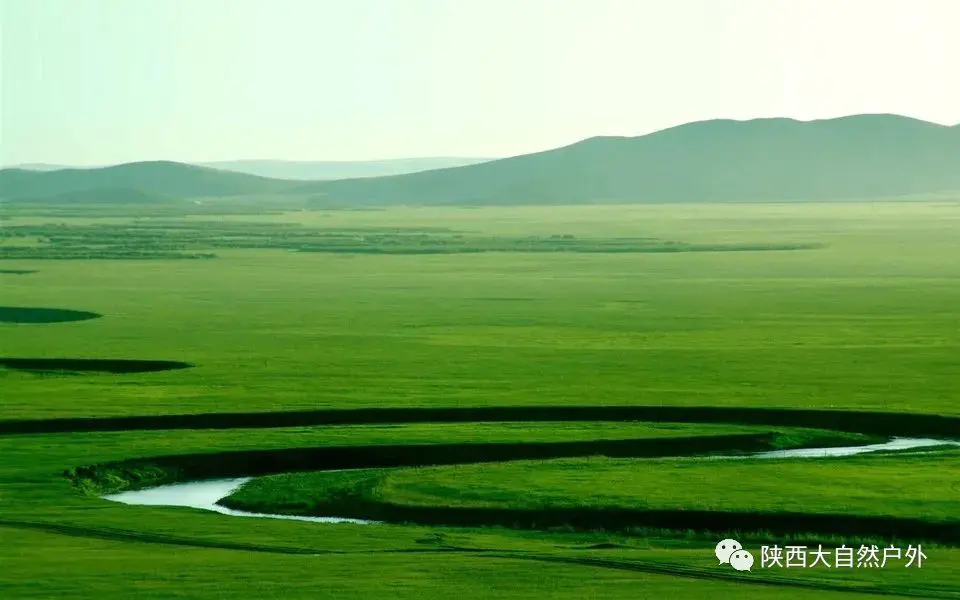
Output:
[
  {"xmin": 226, "ymin": 449, "xmax": 960, "ymax": 521},
  {"xmin": 1, "ymin": 200, "xmax": 959, "ymax": 599}
]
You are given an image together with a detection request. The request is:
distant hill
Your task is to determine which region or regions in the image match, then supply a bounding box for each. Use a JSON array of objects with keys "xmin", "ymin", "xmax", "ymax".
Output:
[
  {"xmin": 199, "ymin": 157, "xmax": 495, "ymax": 180},
  {"xmin": 4, "ymin": 115, "xmax": 957, "ymax": 205},
  {"xmin": 6, "ymin": 157, "xmax": 496, "ymax": 181},
  {"xmin": 293, "ymin": 114, "xmax": 960, "ymax": 206},
  {"xmin": 0, "ymin": 161, "xmax": 288, "ymax": 199}
]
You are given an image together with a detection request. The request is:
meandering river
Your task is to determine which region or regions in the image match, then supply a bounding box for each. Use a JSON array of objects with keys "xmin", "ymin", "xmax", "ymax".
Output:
[{"xmin": 103, "ymin": 437, "xmax": 959, "ymax": 525}]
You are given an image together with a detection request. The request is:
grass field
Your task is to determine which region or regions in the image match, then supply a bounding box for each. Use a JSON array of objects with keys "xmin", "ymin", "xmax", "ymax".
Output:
[
  {"xmin": 227, "ymin": 448, "xmax": 960, "ymax": 520},
  {"xmin": 1, "ymin": 201, "xmax": 958, "ymax": 598},
  {"xmin": 224, "ymin": 449, "xmax": 960, "ymax": 532}
]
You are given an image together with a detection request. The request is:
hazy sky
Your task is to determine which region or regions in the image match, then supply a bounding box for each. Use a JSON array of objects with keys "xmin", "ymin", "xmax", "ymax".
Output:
[{"xmin": 2, "ymin": 0, "xmax": 958, "ymax": 165}]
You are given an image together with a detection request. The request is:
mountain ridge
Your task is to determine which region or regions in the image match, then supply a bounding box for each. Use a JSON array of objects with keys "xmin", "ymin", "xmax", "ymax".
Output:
[
  {"xmin": 292, "ymin": 113, "xmax": 960, "ymax": 205},
  {"xmin": 2, "ymin": 157, "xmax": 496, "ymax": 181},
  {"xmin": 0, "ymin": 161, "xmax": 286, "ymax": 199},
  {"xmin": 3, "ymin": 114, "xmax": 957, "ymax": 204}
]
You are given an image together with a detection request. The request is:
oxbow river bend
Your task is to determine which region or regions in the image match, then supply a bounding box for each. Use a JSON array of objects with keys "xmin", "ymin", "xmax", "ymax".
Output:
[{"xmin": 103, "ymin": 437, "xmax": 959, "ymax": 524}]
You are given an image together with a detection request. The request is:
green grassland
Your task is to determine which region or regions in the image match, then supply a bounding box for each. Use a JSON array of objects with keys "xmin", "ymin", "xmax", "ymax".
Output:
[
  {"xmin": 226, "ymin": 448, "xmax": 960, "ymax": 525},
  {"xmin": 3, "ymin": 203, "xmax": 960, "ymax": 420},
  {"xmin": 1, "ymin": 200, "xmax": 959, "ymax": 598},
  {"xmin": 10, "ymin": 530, "xmax": 938, "ymax": 600}
]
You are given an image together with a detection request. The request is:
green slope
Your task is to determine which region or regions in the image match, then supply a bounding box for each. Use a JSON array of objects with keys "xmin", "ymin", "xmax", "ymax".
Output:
[
  {"xmin": 294, "ymin": 114, "xmax": 960, "ymax": 206},
  {"xmin": 6, "ymin": 158, "xmax": 497, "ymax": 180},
  {"xmin": 0, "ymin": 160, "xmax": 290, "ymax": 199}
]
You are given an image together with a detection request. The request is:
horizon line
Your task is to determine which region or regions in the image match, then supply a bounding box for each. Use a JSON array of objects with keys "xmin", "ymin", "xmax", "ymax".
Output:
[{"xmin": 3, "ymin": 112, "xmax": 956, "ymax": 169}]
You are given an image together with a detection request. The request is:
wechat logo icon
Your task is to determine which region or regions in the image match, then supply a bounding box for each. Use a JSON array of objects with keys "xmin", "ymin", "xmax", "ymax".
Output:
[{"xmin": 715, "ymin": 539, "xmax": 755, "ymax": 572}]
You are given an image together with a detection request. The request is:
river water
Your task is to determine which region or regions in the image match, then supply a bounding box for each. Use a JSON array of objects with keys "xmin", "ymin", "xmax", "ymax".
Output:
[
  {"xmin": 749, "ymin": 436, "xmax": 958, "ymax": 459},
  {"xmin": 103, "ymin": 477, "xmax": 373, "ymax": 524}
]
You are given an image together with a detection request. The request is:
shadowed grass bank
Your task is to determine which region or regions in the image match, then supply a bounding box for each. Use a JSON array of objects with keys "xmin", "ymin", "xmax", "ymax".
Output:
[
  {"xmin": 0, "ymin": 306, "xmax": 102, "ymax": 324},
  {"xmin": 4, "ymin": 405, "xmax": 958, "ymax": 436},
  {"xmin": 0, "ymin": 358, "xmax": 193, "ymax": 374},
  {"xmin": 0, "ymin": 269, "xmax": 37, "ymax": 275},
  {"xmin": 68, "ymin": 432, "xmax": 788, "ymax": 495}
]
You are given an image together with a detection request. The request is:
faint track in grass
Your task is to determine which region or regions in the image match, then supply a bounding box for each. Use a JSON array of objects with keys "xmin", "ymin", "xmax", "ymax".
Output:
[
  {"xmin": 487, "ymin": 553, "xmax": 959, "ymax": 599},
  {"xmin": 0, "ymin": 520, "xmax": 950, "ymax": 598}
]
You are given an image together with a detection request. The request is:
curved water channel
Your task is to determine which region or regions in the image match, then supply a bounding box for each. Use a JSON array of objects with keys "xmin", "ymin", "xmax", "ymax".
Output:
[
  {"xmin": 103, "ymin": 436, "xmax": 959, "ymax": 526},
  {"xmin": 104, "ymin": 476, "xmax": 375, "ymax": 524}
]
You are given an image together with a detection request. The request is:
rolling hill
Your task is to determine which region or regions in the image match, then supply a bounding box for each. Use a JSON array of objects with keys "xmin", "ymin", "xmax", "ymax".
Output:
[
  {"xmin": 0, "ymin": 161, "xmax": 289, "ymax": 199},
  {"xmin": 6, "ymin": 157, "xmax": 495, "ymax": 181},
  {"xmin": 295, "ymin": 114, "xmax": 960, "ymax": 206},
  {"xmin": 3, "ymin": 114, "xmax": 957, "ymax": 205}
]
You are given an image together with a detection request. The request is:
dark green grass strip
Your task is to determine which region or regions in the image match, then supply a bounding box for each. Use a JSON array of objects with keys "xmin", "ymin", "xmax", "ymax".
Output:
[
  {"xmin": 0, "ymin": 306, "xmax": 102, "ymax": 324},
  {"xmin": 68, "ymin": 433, "xmax": 777, "ymax": 494},
  {"xmin": 0, "ymin": 358, "xmax": 193, "ymax": 374},
  {"xmin": 4, "ymin": 406, "xmax": 959, "ymax": 437},
  {"xmin": 282, "ymin": 499, "xmax": 960, "ymax": 546}
]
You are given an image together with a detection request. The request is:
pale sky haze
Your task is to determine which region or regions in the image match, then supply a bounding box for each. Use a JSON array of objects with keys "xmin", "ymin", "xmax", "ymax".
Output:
[{"xmin": 2, "ymin": 0, "xmax": 958, "ymax": 165}]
